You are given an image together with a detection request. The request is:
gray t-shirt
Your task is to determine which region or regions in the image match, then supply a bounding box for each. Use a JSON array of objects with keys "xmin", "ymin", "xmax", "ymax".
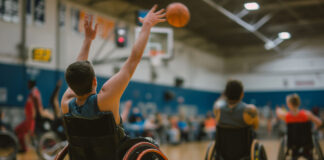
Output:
[{"xmin": 217, "ymin": 100, "xmax": 249, "ymax": 128}]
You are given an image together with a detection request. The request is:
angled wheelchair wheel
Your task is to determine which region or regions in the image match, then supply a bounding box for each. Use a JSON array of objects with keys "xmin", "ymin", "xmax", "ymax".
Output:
[
  {"xmin": 123, "ymin": 142, "xmax": 167, "ymax": 160},
  {"xmin": 205, "ymin": 141, "xmax": 216, "ymax": 160},
  {"xmin": 251, "ymin": 140, "xmax": 268, "ymax": 160},
  {"xmin": 277, "ymin": 136, "xmax": 287, "ymax": 160},
  {"xmin": 0, "ymin": 131, "xmax": 18, "ymax": 160},
  {"xmin": 37, "ymin": 131, "xmax": 66, "ymax": 160}
]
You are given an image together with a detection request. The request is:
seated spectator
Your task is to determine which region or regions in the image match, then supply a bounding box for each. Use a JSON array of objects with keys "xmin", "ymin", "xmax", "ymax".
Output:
[
  {"xmin": 188, "ymin": 115, "xmax": 201, "ymax": 141},
  {"xmin": 168, "ymin": 116, "xmax": 180, "ymax": 145},
  {"xmin": 129, "ymin": 108, "xmax": 144, "ymax": 123},
  {"xmin": 0, "ymin": 110, "xmax": 11, "ymax": 131},
  {"xmin": 155, "ymin": 113, "xmax": 168, "ymax": 144},
  {"xmin": 144, "ymin": 115, "xmax": 157, "ymax": 137},
  {"xmin": 204, "ymin": 112, "xmax": 216, "ymax": 140},
  {"xmin": 178, "ymin": 116, "xmax": 189, "ymax": 142}
]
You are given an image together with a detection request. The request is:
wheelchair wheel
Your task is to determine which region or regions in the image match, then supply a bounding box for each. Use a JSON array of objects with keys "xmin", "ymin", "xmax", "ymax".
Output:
[
  {"xmin": 277, "ymin": 136, "xmax": 287, "ymax": 160},
  {"xmin": 313, "ymin": 136, "xmax": 324, "ymax": 160},
  {"xmin": 54, "ymin": 143, "xmax": 69, "ymax": 160},
  {"xmin": 0, "ymin": 131, "xmax": 18, "ymax": 160},
  {"xmin": 251, "ymin": 140, "xmax": 268, "ymax": 160},
  {"xmin": 136, "ymin": 148, "xmax": 167, "ymax": 160},
  {"xmin": 122, "ymin": 142, "xmax": 167, "ymax": 160},
  {"xmin": 204, "ymin": 141, "xmax": 216, "ymax": 160},
  {"xmin": 37, "ymin": 131, "xmax": 67, "ymax": 160}
]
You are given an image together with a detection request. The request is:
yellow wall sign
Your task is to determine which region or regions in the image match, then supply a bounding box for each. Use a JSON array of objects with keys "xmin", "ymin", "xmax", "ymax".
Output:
[{"xmin": 32, "ymin": 48, "xmax": 51, "ymax": 62}]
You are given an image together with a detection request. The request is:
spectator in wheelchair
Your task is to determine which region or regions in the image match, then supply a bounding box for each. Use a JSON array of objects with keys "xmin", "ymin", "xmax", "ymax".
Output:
[
  {"xmin": 59, "ymin": 5, "xmax": 167, "ymax": 160},
  {"xmin": 214, "ymin": 80, "xmax": 259, "ymax": 130},
  {"xmin": 276, "ymin": 93, "xmax": 322, "ymax": 128}
]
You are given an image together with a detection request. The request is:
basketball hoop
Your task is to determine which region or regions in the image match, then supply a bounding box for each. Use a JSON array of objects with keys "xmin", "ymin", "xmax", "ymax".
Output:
[{"xmin": 149, "ymin": 51, "xmax": 163, "ymax": 67}]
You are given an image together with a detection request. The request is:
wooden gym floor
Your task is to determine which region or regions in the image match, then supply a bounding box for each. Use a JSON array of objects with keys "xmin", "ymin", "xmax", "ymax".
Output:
[{"xmin": 17, "ymin": 140, "xmax": 324, "ymax": 160}]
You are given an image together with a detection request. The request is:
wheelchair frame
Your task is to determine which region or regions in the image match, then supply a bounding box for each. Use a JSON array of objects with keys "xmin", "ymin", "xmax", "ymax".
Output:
[{"xmin": 205, "ymin": 126, "xmax": 267, "ymax": 160}]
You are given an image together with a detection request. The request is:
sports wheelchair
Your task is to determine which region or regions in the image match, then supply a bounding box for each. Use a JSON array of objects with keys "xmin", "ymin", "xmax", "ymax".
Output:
[
  {"xmin": 55, "ymin": 112, "xmax": 168, "ymax": 160},
  {"xmin": 0, "ymin": 130, "xmax": 18, "ymax": 160},
  {"xmin": 277, "ymin": 122, "xmax": 324, "ymax": 160},
  {"xmin": 205, "ymin": 126, "xmax": 267, "ymax": 160}
]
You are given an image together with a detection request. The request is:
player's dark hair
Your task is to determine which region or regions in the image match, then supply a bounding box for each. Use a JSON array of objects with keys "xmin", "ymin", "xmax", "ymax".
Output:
[
  {"xmin": 287, "ymin": 93, "xmax": 301, "ymax": 108},
  {"xmin": 65, "ymin": 61, "xmax": 95, "ymax": 96},
  {"xmin": 224, "ymin": 80, "xmax": 244, "ymax": 104}
]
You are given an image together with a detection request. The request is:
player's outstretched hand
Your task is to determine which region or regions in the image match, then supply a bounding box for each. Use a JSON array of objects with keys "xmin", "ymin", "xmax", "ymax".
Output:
[
  {"xmin": 139, "ymin": 5, "xmax": 166, "ymax": 27},
  {"xmin": 84, "ymin": 14, "xmax": 98, "ymax": 40}
]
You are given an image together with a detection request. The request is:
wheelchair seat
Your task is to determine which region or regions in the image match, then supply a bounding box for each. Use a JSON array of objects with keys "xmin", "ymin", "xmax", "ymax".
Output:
[
  {"xmin": 287, "ymin": 122, "xmax": 313, "ymax": 150},
  {"xmin": 55, "ymin": 112, "xmax": 168, "ymax": 160},
  {"xmin": 0, "ymin": 130, "xmax": 18, "ymax": 160},
  {"xmin": 63, "ymin": 112, "xmax": 126, "ymax": 160},
  {"xmin": 216, "ymin": 126, "xmax": 254, "ymax": 160},
  {"xmin": 205, "ymin": 126, "xmax": 267, "ymax": 160}
]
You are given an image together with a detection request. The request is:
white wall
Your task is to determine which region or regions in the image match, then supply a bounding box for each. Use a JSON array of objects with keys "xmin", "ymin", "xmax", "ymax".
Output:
[
  {"xmin": 0, "ymin": 0, "xmax": 57, "ymax": 70},
  {"xmin": 1, "ymin": 0, "xmax": 324, "ymax": 94},
  {"xmin": 0, "ymin": 0, "xmax": 226, "ymax": 92},
  {"xmin": 224, "ymin": 37, "xmax": 324, "ymax": 91},
  {"xmin": 26, "ymin": 0, "xmax": 58, "ymax": 69}
]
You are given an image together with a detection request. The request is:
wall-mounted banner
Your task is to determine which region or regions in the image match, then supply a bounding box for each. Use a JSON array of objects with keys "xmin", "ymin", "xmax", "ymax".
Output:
[
  {"xmin": 34, "ymin": 0, "xmax": 45, "ymax": 24},
  {"xmin": 70, "ymin": 8, "xmax": 115, "ymax": 39},
  {"xmin": 32, "ymin": 48, "xmax": 51, "ymax": 62}
]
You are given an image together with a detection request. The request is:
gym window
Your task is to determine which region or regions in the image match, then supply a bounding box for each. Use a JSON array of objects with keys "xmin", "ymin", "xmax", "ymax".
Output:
[{"xmin": 0, "ymin": 0, "xmax": 19, "ymax": 23}]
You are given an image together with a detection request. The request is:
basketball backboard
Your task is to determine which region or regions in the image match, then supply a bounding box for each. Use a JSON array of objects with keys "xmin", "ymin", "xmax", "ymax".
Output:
[{"xmin": 135, "ymin": 27, "xmax": 174, "ymax": 60}]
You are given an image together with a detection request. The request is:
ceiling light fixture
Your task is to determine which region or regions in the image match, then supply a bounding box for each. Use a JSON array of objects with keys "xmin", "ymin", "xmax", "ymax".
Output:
[
  {"xmin": 244, "ymin": 2, "xmax": 260, "ymax": 11},
  {"xmin": 278, "ymin": 32, "xmax": 291, "ymax": 40}
]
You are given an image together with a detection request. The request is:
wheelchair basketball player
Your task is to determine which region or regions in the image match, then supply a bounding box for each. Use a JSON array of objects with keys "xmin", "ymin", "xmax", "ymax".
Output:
[
  {"xmin": 205, "ymin": 80, "xmax": 267, "ymax": 160},
  {"xmin": 57, "ymin": 5, "xmax": 168, "ymax": 160},
  {"xmin": 276, "ymin": 93, "xmax": 323, "ymax": 160}
]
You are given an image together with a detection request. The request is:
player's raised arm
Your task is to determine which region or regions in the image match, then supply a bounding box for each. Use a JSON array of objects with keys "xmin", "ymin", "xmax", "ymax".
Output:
[
  {"xmin": 61, "ymin": 15, "xmax": 98, "ymax": 114},
  {"xmin": 276, "ymin": 106, "xmax": 287, "ymax": 121},
  {"xmin": 77, "ymin": 15, "xmax": 98, "ymax": 61},
  {"xmin": 97, "ymin": 5, "xmax": 166, "ymax": 110}
]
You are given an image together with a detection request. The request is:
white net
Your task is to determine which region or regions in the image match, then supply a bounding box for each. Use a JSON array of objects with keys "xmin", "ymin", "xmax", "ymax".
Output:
[{"xmin": 150, "ymin": 52, "xmax": 163, "ymax": 67}]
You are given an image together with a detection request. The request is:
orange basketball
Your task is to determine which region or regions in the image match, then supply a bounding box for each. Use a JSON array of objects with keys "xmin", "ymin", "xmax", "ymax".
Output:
[{"xmin": 166, "ymin": 3, "xmax": 190, "ymax": 28}]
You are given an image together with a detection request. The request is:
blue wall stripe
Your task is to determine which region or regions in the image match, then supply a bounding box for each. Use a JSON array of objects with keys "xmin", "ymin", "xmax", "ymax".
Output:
[{"xmin": 0, "ymin": 63, "xmax": 323, "ymax": 115}]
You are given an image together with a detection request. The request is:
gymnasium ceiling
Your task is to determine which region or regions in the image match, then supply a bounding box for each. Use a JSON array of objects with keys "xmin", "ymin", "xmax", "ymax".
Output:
[{"xmin": 67, "ymin": 0, "xmax": 324, "ymax": 56}]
